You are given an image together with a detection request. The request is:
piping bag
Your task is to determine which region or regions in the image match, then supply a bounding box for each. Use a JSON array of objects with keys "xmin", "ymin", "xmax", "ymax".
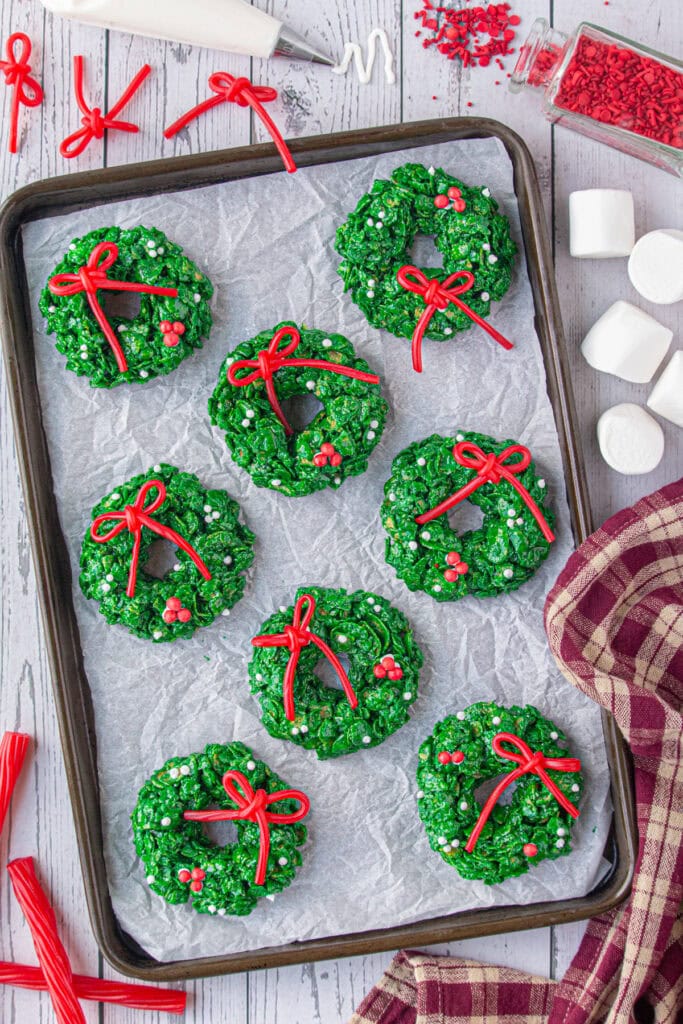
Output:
[{"xmin": 39, "ymin": 0, "xmax": 336, "ymax": 65}]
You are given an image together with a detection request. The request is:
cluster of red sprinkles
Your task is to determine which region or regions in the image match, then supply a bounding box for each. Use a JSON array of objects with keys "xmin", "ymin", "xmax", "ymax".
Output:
[{"xmin": 415, "ymin": 2, "xmax": 520, "ymax": 73}]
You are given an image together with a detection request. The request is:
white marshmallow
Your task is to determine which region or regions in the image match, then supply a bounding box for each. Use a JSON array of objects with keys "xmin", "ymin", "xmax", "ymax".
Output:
[
  {"xmin": 597, "ymin": 404, "xmax": 664, "ymax": 475},
  {"xmin": 569, "ymin": 189, "xmax": 635, "ymax": 258},
  {"xmin": 647, "ymin": 351, "xmax": 683, "ymax": 428},
  {"xmin": 628, "ymin": 229, "xmax": 683, "ymax": 304},
  {"xmin": 581, "ymin": 301, "xmax": 672, "ymax": 383}
]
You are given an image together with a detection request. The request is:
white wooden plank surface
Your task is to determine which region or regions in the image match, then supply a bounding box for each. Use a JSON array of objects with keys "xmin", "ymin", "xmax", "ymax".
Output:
[{"xmin": 0, "ymin": 1, "xmax": 680, "ymax": 1021}]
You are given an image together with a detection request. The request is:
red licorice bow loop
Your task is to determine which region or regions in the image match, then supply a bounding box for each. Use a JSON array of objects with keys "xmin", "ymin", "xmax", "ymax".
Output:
[
  {"xmin": 251, "ymin": 594, "xmax": 358, "ymax": 722},
  {"xmin": 415, "ymin": 440, "xmax": 555, "ymax": 543},
  {"xmin": 0, "ymin": 32, "xmax": 44, "ymax": 154},
  {"xmin": 227, "ymin": 326, "xmax": 381, "ymax": 436},
  {"xmin": 183, "ymin": 770, "xmax": 310, "ymax": 885},
  {"xmin": 465, "ymin": 732, "xmax": 582, "ymax": 853},
  {"xmin": 60, "ymin": 56, "xmax": 151, "ymax": 159},
  {"xmin": 396, "ymin": 264, "xmax": 514, "ymax": 373},
  {"xmin": 89, "ymin": 479, "xmax": 211, "ymax": 598}
]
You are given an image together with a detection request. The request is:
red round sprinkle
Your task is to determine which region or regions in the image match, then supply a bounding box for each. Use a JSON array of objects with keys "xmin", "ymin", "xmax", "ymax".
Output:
[
  {"xmin": 453, "ymin": 198, "xmax": 467, "ymax": 212},
  {"xmin": 438, "ymin": 751, "xmax": 451, "ymax": 764},
  {"xmin": 191, "ymin": 868, "xmax": 205, "ymax": 880},
  {"xmin": 163, "ymin": 335, "xmax": 180, "ymax": 348},
  {"xmin": 457, "ymin": 562, "xmax": 469, "ymax": 574},
  {"xmin": 373, "ymin": 664, "xmax": 387, "ymax": 679},
  {"xmin": 177, "ymin": 608, "xmax": 192, "ymax": 623},
  {"xmin": 388, "ymin": 667, "xmax": 403, "ymax": 681},
  {"xmin": 330, "ymin": 452, "xmax": 342, "ymax": 467},
  {"xmin": 523, "ymin": 843, "xmax": 538, "ymax": 857},
  {"xmin": 178, "ymin": 869, "xmax": 191, "ymax": 883},
  {"xmin": 444, "ymin": 569, "xmax": 459, "ymax": 582},
  {"xmin": 313, "ymin": 453, "xmax": 327, "ymax": 467},
  {"xmin": 162, "ymin": 609, "xmax": 177, "ymax": 624},
  {"xmin": 381, "ymin": 656, "xmax": 395, "ymax": 670},
  {"xmin": 447, "ymin": 186, "xmax": 461, "ymax": 199},
  {"xmin": 451, "ymin": 750, "xmax": 465, "ymax": 764},
  {"xmin": 320, "ymin": 442, "xmax": 335, "ymax": 456},
  {"xmin": 159, "ymin": 320, "xmax": 172, "ymax": 332},
  {"xmin": 166, "ymin": 597, "xmax": 182, "ymax": 611},
  {"xmin": 190, "ymin": 880, "xmax": 203, "ymax": 892},
  {"xmin": 446, "ymin": 551, "xmax": 461, "ymax": 565},
  {"xmin": 434, "ymin": 194, "xmax": 450, "ymax": 208},
  {"xmin": 172, "ymin": 321, "xmax": 185, "ymax": 334}
]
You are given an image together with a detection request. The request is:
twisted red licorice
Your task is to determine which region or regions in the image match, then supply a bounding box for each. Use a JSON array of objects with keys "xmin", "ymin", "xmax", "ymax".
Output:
[
  {"xmin": 0, "ymin": 33, "xmax": 43, "ymax": 154},
  {"xmin": 90, "ymin": 479, "xmax": 211, "ymax": 598},
  {"xmin": 0, "ymin": 731, "xmax": 29, "ymax": 837},
  {"xmin": 0, "ymin": 962, "xmax": 186, "ymax": 1013},
  {"xmin": 164, "ymin": 72, "xmax": 297, "ymax": 174},
  {"xmin": 465, "ymin": 732, "xmax": 581, "ymax": 853},
  {"xmin": 60, "ymin": 55, "xmax": 151, "ymax": 158},
  {"xmin": 415, "ymin": 440, "xmax": 555, "ymax": 543},
  {"xmin": 48, "ymin": 241, "xmax": 178, "ymax": 373},
  {"xmin": 396, "ymin": 265, "xmax": 514, "ymax": 373},
  {"xmin": 227, "ymin": 325, "xmax": 381, "ymax": 436},
  {"xmin": 184, "ymin": 771, "xmax": 310, "ymax": 886},
  {"xmin": 252, "ymin": 593, "xmax": 358, "ymax": 721}
]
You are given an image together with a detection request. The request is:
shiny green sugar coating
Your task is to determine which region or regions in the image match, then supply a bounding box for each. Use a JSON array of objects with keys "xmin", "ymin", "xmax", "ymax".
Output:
[
  {"xmin": 249, "ymin": 585, "xmax": 423, "ymax": 758},
  {"xmin": 132, "ymin": 741, "xmax": 309, "ymax": 916},
  {"xmin": 208, "ymin": 322, "xmax": 388, "ymax": 497},
  {"xmin": 416, "ymin": 702, "xmax": 583, "ymax": 885},
  {"xmin": 381, "ymin": 431, "xmax": 555, "ymax": 601},
  {"xmin": 39, "ymin": 225, "xmax": 213, "ymax": 388},
  {"xmin": 79, "ymin": 464, "xmax": 255, "ymax": 642},
  {"xmin": 335, "ymin": 163, "xmax": 517, "ymax": 342}
]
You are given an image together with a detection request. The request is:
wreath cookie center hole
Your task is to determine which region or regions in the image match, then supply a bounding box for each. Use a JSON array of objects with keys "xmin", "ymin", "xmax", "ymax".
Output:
[
  {"xmin": 142, "ymin": 538, "xmax": 180, "ymax": 580},
  {"xmin": 99, "ymin": 289, "xmax": 142, "ymax": 323},
  {"xmin": 446, "ymin": 501, "xmax": 484, "ymax": 537},
  {"xmin": 474, "ymin": 773, "xmax": 518, "ymax": 808},
  {"xmin": 314, "ymin": 653, "xmax": 351, "ymax": 692},
  {"xmin": 409, "ymin": 234, "xmax": 443, "ymax": 269},
  {"xmin": 279, "ymin": 393, "xmax": 324, "ymax": 433},
  {"xmin": 200, "ymin": 814, "xmax": 239, "ymax": 848}
]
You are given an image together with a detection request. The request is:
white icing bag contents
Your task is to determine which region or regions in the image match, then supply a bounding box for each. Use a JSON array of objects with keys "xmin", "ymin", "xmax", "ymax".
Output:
[
  {"xmin": 597, "ymin": 403, "xmax": 665, "ymax": 475},
  {"xmin": 628, "ymin": 229, "xmax": 683, "ymax": 304},
  {"xmin": 568, "ymin": 189, "xmax": 635, "ymax": 259},
  {"xmin": 332, "ymin": 28, "xmax": 396, "ymax": 84},
  {"xmin": 647, "ymin": 351, "xmax": 683, "ymax": 428},
  {"xmin": 581, "ymin": 300, "xmax": 672, "ymax": 383}
]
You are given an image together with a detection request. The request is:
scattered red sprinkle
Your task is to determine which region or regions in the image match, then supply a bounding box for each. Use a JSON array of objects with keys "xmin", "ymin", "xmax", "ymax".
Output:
[
  {"xmin": 523, "ymin": 842, "xmax": 538, "ymax": 857},
  {"xmin": 414, "ymin": 2, "xmax": 520, "ymax": 73},
  {"xmin": 466, "ymin": 101, "xmax": 473, "ymax": 106}
]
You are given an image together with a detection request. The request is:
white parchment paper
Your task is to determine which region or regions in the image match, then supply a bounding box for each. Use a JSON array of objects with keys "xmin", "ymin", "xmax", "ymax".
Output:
[{"xmin": 22, "ymin": 138, "xmax": 612, "ymax": 963}]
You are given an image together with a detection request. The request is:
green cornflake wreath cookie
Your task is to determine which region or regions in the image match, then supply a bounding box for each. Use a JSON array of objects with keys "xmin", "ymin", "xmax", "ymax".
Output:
[
  {"xmin": 208, "ymin": 322, "xmax": 388, "ymax": 497},
  {"xmin": 416, "ymin": 702, "xmax": 583, "ymax": 885},
  {"xmin": 381, "ymin": 430, "xmax": 555, "ymax": 601},
  {"xmin": 40, "ymin": 225, "xmax": 213, "ymax": 388},
  {"xmin": 80, "ymin": 463, "xmax": 255, "ymax": 642},
  {"xmin": 249, "ymin": 586, "xmax": 423, "ymax": 759},
  {"xmin": 132, "ymin": 741, "xmax": 310, "ymax": 917}
]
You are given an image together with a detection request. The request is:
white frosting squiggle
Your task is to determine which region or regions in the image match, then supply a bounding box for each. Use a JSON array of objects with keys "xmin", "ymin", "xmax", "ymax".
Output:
[{"xmin": 332, "ymin": 28, "xmax": 396, "ymax": 85}]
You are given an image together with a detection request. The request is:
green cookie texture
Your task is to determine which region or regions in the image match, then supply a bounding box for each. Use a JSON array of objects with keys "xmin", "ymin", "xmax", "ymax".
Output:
[
  {"xmin": 416, "ymin": 703, "xmax": 583, "ymax": 885},
  {"xmin": 132, "ymin": 741, "xmax": 309, "ymax": 917},
  {"xmin": 381, "ymin": 431, "xmax": 555, "ymax": 601},
  {"xmin": 40, "ymin": 225, "xmax": 213, "ymax": 388},
  {"xmin": 249, "ymin": 585, "xmax": 423, "ymax": 758},
  {"xmin": 208, "ymin": 322, "xmax": 388, "ymax": 497},
  {"xmin": 335, "ymin": 163, "xmax": 517, "ymax": 341},
  {"xmin": 79, "ymin": 464, "xmax": 255, "ymax": 642}
]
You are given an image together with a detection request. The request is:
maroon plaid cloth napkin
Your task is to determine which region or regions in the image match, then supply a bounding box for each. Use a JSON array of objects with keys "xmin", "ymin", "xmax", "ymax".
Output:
[{"xmin": 350, "ymin": 479, "xmax": 683, "ymax": 1024}]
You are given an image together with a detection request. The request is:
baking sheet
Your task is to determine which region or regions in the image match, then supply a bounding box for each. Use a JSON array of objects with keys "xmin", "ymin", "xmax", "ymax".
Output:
[{"xmin": 22, "ymin": 137, "xmax": 611, "ymax": 963}]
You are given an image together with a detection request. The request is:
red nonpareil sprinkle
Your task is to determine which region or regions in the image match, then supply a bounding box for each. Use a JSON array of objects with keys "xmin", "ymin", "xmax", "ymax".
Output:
[
  {"xmin": 414, "ymin": 3, "xmax": 520, "ymax": 72},
  {"xmin": 0, "ymin": 731, "xmax": 29, "ymax": 837}
]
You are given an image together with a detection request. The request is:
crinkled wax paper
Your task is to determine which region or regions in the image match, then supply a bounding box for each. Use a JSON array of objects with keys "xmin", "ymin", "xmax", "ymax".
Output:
[{"xmin": 22, "ymin": 138, "xmax": 612, "ymax": 962}]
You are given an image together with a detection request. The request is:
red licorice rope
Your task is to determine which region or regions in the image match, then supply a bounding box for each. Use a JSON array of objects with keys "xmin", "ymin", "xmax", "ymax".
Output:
[
  {"xmin": 184, "ymin": 771, "xmax": 310, "ymax": 885},
  {"xmin": 228, "ymin": 325, "xmax": 381, "ymax": 435},
  {"xmin": 164, "ymin": 72, "xmax": 297, "ymax": 173},
  {"xmin": 0, "ymin": 33, "xmax": 43, "ymax": 154},
  {"xmin": 415, "ymin": 440, "xmax": 555, "ymax": 543},
  {"xmin": 0, "ymin": 731, "xmax": 29, "ymax": 836},
  {"xmin": 90, "ymin": 479, "xmax": 212, "ymax": 598},
  {"xmin": 396, "ymin": 265, "xmax": 514, "ymax": 373},
  {"xmin": 252, "ymin": 593, "xmax": 358, "ymax": 722},
  {"xmin": 60, "ymin": 56, "xmax": 151, "ymax": 159},
  {"xmin": 7, "ymin": 858, "xmax": 86, "ymax": 1024},
  {"xmin": 48, "ymin": 241, "xmax": 178, "ymax": 374},
  {"xmin": 415, "ymin": 2, "xmax": 520, "ymax": 70},
  {"xmin": 465, "ymin": 732, "xmax": 581, "ymax": 852}
]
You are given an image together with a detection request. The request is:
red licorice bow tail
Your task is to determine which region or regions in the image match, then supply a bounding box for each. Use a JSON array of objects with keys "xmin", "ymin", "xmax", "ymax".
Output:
[
  {"xmin": 396, "ymin": 265, "xmax": 514, "ymax": 373},
  {"xmin": 228, "ymin": 325, "xmax": 380, "ymax": 436},
  {"xmin": 164, "ymin": 72, "xmax": 297, "ymax": 173},
  {"xmin": 465, "ymin": 732, "xmax": 581, "ymax": 853},
  {"xmin": 251, "ymin": 593, "xmax": 358, "ymax": 721},
  {"xmin": 0, "ymin": 731, "xmax": 29, "ymax": 836},
  {"xmin": 0, "ymin": 33, "xmax": 43, "ymax": 154},
  {"xmin": 184, "ymin": 771, "xmax": 310, "ymax": 885},
  {"xmin": 60, "ymin": 56, "xmax": 151, "ymax": 158}
]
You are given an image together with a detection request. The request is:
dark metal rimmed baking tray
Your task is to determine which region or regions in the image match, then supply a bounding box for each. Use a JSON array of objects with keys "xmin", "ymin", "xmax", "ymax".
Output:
[{"xmin": 0, "ymin": 118, "xmax": 637, "ymax": 981}]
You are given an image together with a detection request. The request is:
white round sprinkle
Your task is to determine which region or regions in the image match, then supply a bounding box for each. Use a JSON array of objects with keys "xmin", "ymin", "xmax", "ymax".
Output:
[
  {"xmin": 212, "ymin": 511, "xmax": 220, "ymax": 520},
  {"xmin": 378, "ymin": 211, "xmax": 386, "ymax": 219},
  {"xmin": 322, "ymin": 338, "xmax": 332, "ymax": 348},
  {"xmin": 246, "ymin": 409, "xmax": 255, "ymax": 418},
  {"xmin": 208, "ymin": 905, "xmax": 217, "ymax": 913},
  {"xmin": 111, "ymin": 493, "xmax": 120, "ymax": 501},
  {"xmin": 444, "ymin": 327, "xmax": 452, "ymax": 335},
  {"xmin": 362, "ymin": 735, "xmax": 371, "ymax": 744},
  {"xmin": 538, "ymin": 479, "xmax": 546, "ymax": 488},
  {"xmin": 334, "ymin": 476, "xmax": 341, "ymax": 484},
  {"xmin": 455, "ymin": 433, "xmax": 464, "ymax": 441},
  {"xmin": 367, "ymin": 597, "xmax": 374, "ymax": 603},
  {"xmin": 306, "ymin": 380, "xmax": 316, "ymax": 390},
  {"xmin": 503, "ymin": 568, "xmax": 514, "ymax": 579},
  {"xmin": 279, "ymin": 606, "xmax": 287, "ymax": 612},
  {"xmin": 492, "ymin": 716, "xmax": 501, "ymax": 726},
  {"xmin": 146, "ymin": 240, "xmax": 155, "ymax": 248},
  {"xmin": 460, "ymin": 801, "xmax": 468, "ymax": 811},
  {"xmin": 139, "ymin": 370, "xmax": 149, "ymax": 378},
  {"xmin": 481, "ymin": 291, "xmax": 490, "ymax": 302},
  {"xmin": 158, "ymin": 247, "xmax": 164, "ymax": 255},
  {"xmin": 366, "ymin": 290, "xmax": 375, "ymax": 298},
  {"xmin": 169, "ymin": 768, "xmax": 180, "ymax": 779},
  {"xmin": 278, "ymin": 857, "xmax": 288, "ymax": 866},
  {"xmin": 507, "ymin": 518, "xmax": 515, "ymax": 528},
  {"xmin": 204, "ymin": 504, "xmax": 212, "ymax": 513},
  {"xmin": 388, "ymin": 492, "xmax": 396, "ymax": 502},
  {"xmin": 300, "ymin": 724, "xmax": 309, "ymax": 734},
  {"xmin": 456, "ymin": 711, "xmax": 466, "ymax": 720},
  {"xmin": 452, "ymin": 838, "xmax": 460, "ymax": 848},
  {"xmin": 482, "ymin": 243, "xmax": 491, "ymax": 251},
  {"xmin": 221, "ymin": 609, "xmax": 230, "ymax": 617},
  {"xmin": 291, "ymin": 727, "xmax": 300, "ymax": 735},
  {"xmin": 508, "ymin": 508, "xmax": 516, "ymax": 517},
  {"xmin": 482, "ymin": 188, "xmax": 491, "ymax": 197},
  {"xmin": 428, "ymin": 166, "xmax": 435, "ymax": 175},
  {"xmin": 161, "ymin": 817, "xmax": 171, "ymax": 826},
  {"xmin": 180, "ymin": 765, "xmax": 190, "ymax": 776},
  {"xmin": 367, "ymin": 218, "xmax": 374, "ymax": 226},
  {"xmin": 246, "ymin": 760, "xmax": 256, "ymax": 771},
  {"xmin": 153, "ymin": 630, "xmax": 163, "ymax": 639},
  {"xmin": 571, "ymin": 783, "xmax": 580, "ymax": 792},
  {"xmin": 370, "ymin": 420, "xmax": 379, "ymax": 429},
  {"xmin": 225, "ymin": 357, "xmax": 234, "ymax": 366},
  {"xmin": 408, "ymin": 541, "xmax": 418, "ymax": 551},
  {"xmin": 437, "ymin": 836, "xmax": 447, "ymax": 846},
  {"xmin": 417, "ymin": 457, "xmax": 426, "ymax": 466},
  {"xmin": 443, "ymin": 844, "xmax": 452, "ymax": 853},
  {"xmin": 403, "ymin": 692, "xmax": 412, "ymax": 700},
  {"xmin": 556, "ymin": 838, "xmax": 566, "ymax": 848},
  {"xmin": 241, "ymin": 418, "xmax": 251, "ymax": 428},
  {"xmin": 550, "ymin": 731, "xmax": 559, "ymax": 740},
  {"xmin": 69, "ymin": 243, "xmax": 76, "ymax": 251},
  {"xmin": 367, "ymin": 430, "xmax": 376, "ymax": 440},
  {"xmin": 337, "ymin": 635, "xmax": 348, "ymax": 643},
  {"xmin": 421, "ymin": 531, "xmax": 431, "ymax": 540},
  {"xmin": 80, "ymin": 343, "xmax": 88, "ymax": 351},
  {"xmin": 255, "ymin": 673, "xmax": 263, "ymax": 682},
  {"xmin": 516, "ymin": 517, "xmax": 524, "ymax": 525},
  {"xmin": 146, "ymin": 875, "xmax": 155, "ymax": 884},
  {"xmin": 48, "ymin": 305, "xmax": 56, "ymax": 313},
  {"xmin": 271, "ymin": 479, "xmax": 281, "ymax": 487},
  {"xmin": 80, "ymin": 353, "xmax": 88, "ymax": 360},
  {"xmin": 223, "ymin": 555, "xmax": 232, "ymax": 566},
  {"xmin": 376, "ymin": 222, "xmax": 383, "ymax": 230},
  {"xmin": 557, "ymin": 827, "xmax": 566, "ymax": 836},
  {"xmin": 218, "ymin": 908, "xmax": 226, "ymax": 916},
  {"xmin": 416, "ymin": 790, "xmax": 424, "ymax": 799},
  {"xmin": 204, "ymin": 515, "xmax": 212, "ymax": 523},
  {"xmin": 368, "ymin": 278, "xmax": 376, "ymax": 287},
  {"xmin": 105, "ymin": 573, "xmax": 114, "ymax": 582},
  {"xmin": 194, "ymin": 292, "xmax": 201, "ymax": 302},
  {"xmin": 101, "ymin": 582, "xmax": 110, "ymax": 593},
  {"xmin": 433, "ymin": 584, "xmax": 442, "ymax": 592},
  {"xmin": 488, "ymin": 254, "xmax": 498, "ymax": 264},
  {"xmin": 148, "ymin": 249, "xmax": 157, "ymax": 258}
]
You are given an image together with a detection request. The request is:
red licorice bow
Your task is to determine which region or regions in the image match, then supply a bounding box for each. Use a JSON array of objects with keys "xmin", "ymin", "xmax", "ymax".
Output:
[
  {"xmin": 60, "ymin": 55, "xmax": 151, "ymax": 159},
  {"xmin": 184, "ymin": 771, "xmax": 310, "ymax": 886},
  {"xmin": 90, "ymin": 479, "xmax": 212, "ymax": 598},
  {"xmin": 396, "ymin": 265, "xmax": 514, "ymax": 373},
  {"xmin": 252, "ymin": 593, "xmax": 358, "ymax": 721},
  {"xmin": 228, "ymin": 325, "xmax": 381, "ymax": 436},
  {"xmin": 415, "ymin": 440, "xmax": 556, "ymax": 543},
  {"xmin": 164, "ymin": 72, "xmax": 297, "ymax": 174},
  {"xmin": 48, "ymin": 241, "xmax": 178, "ymax": 373},
  {"xmin": 0, "ymin": 33, "xmax": 43, "ymax": 154},
  {"xmin": 465, "ymin": 732, "xmax": 581, "ymax": 853}
]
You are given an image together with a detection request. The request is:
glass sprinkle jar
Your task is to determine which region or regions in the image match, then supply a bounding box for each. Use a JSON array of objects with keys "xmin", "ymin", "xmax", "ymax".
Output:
[{"xmin": 510, "ymin": 18, "xmax": 683, "ymax": 177}]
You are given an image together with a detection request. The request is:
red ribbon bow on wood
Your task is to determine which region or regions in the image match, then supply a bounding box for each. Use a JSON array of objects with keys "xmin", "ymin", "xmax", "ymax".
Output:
[
  {"xmin": 48, "ymin": 241, "xmax": 179, "ymax": 373},
  {"xmin": 60, "ymin": 56, "xmax": 151, "ymax": 159},
  {"xmin": 415, "ymin": 440, "xmax": 555, "ymax": 543},
  {"xmin": 396, "ymin": 265, "xmax": 514, "ymax": 373},
  {"xmin": 90, "ymin": 479, "xmax": 212, "ymax": 598},
  {"xmin": 227, "ymin": 325, "xmax": 381, "ymax": 436},
  {"xmin": 465, "ymin": 731, "xmax": 581, "ymax": 852},
  {"xmin": 252, "ymin": 594, "xmax": 358, "ymax": 721},
  {"xmin": 184, "ymin": 770, "xmax": 310, "ymax": 885},
  {"xmin": 0, "ymin": 33, "xmax": 43, "ymax": 154},
  {"xmin": 164, "ymin": 72, "xmax": 297, "ymax": 174}
]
